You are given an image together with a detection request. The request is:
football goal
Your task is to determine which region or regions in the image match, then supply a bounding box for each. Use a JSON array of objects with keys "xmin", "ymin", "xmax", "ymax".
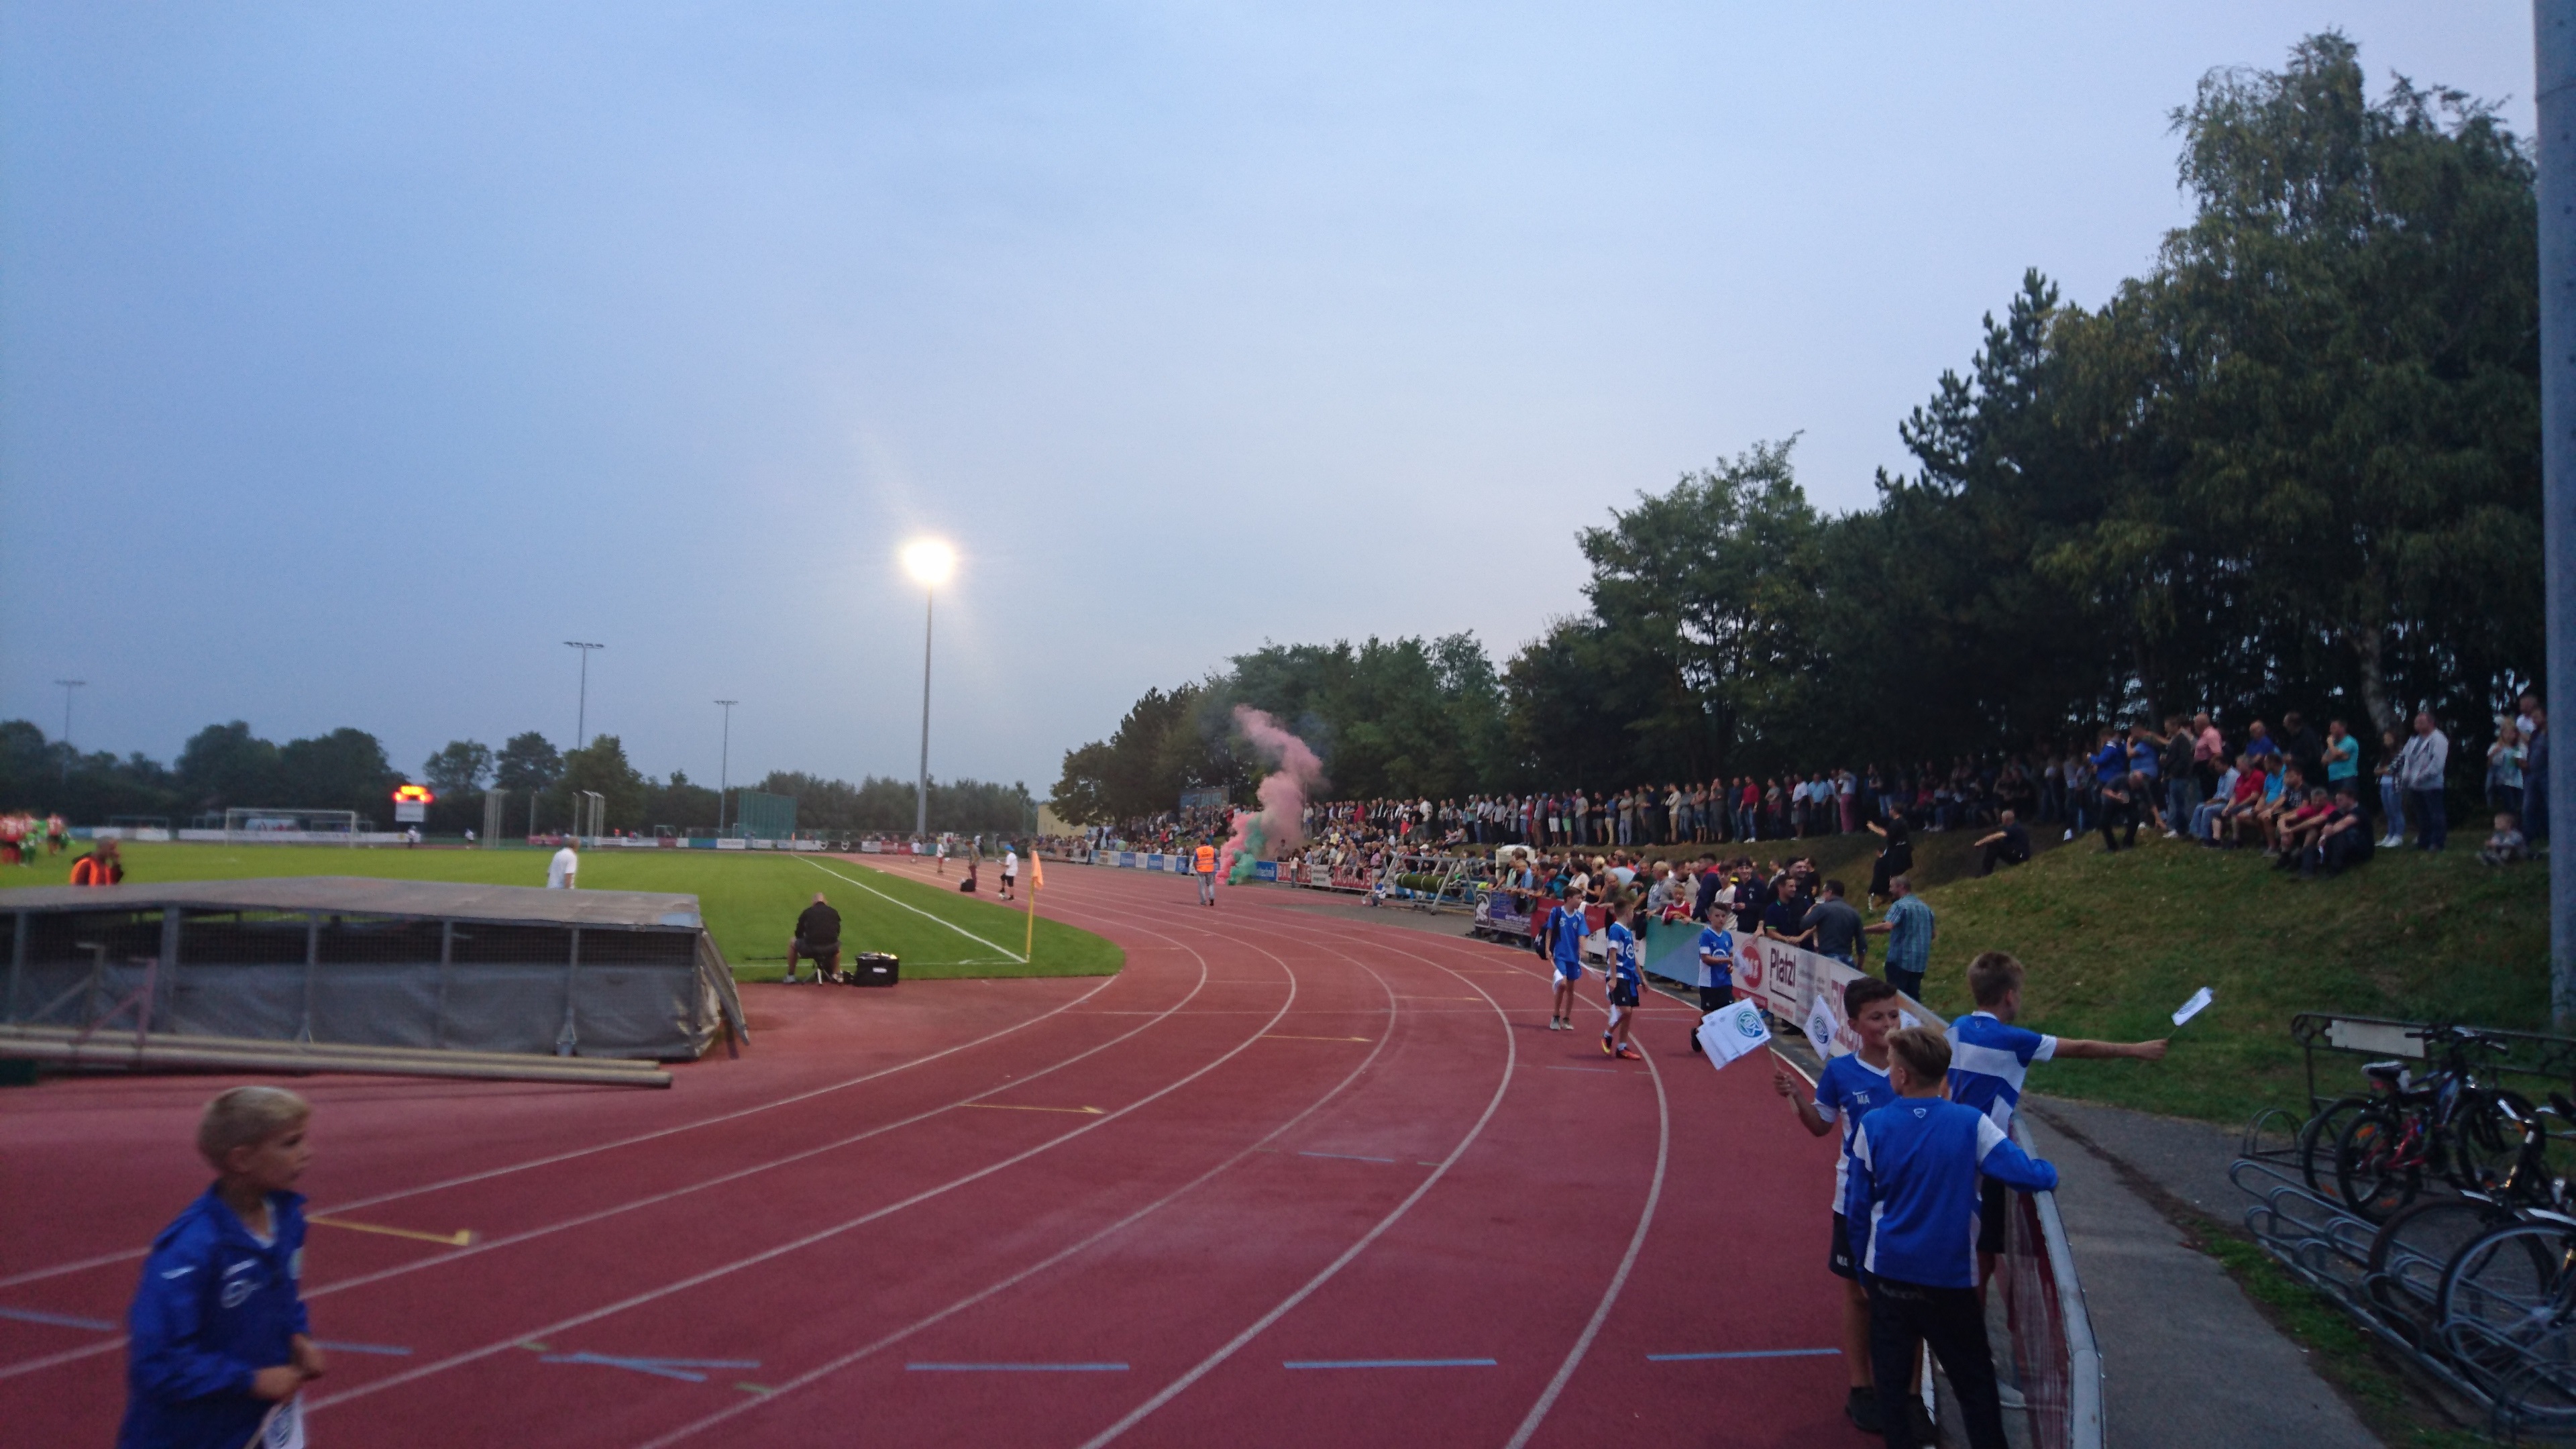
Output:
[{"xmin": 223, "ymin": 808, "xmax": 363, "ymax": 844}]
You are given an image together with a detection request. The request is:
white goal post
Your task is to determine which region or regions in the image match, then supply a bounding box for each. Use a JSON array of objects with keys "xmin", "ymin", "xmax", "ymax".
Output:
[{"xmin": 222, "ymin": 808, "xmax": 363, "ymax": 844}]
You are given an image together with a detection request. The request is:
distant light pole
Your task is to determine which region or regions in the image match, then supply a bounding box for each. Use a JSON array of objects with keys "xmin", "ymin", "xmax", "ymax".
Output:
[
  {"xmin": 714, "ymin": 700, "xmax": 739, "ymax": 837},
  {"xmin": 564, "ymin": 642, "xmax": 605, "ymax": 748},
  {"xmin": 2540, "ymin": 0, "xmax": 2576, "ymax": 1021},
  {"xmin": 52, "ymin": 679, "xmax": 84, "ymax": 782},
  {"xmin": 902, "ymin": 540, "xmax": 957, "ymax": 840}
]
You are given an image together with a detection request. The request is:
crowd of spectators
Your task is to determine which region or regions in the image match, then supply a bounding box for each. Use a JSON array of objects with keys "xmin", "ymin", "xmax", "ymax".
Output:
[{"xmin": 1089, "ymin": 694, "xmax": 2551, "ymax": 887}]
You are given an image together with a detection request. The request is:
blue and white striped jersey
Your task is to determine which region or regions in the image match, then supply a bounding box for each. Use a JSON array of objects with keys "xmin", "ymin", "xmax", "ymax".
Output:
[{"xmin": 1945, "ymin": 1010, "xmax": 2057, "ymax": 1131}]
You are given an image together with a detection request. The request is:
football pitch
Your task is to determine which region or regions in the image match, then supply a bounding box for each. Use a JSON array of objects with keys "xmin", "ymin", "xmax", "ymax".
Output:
[{"xmin": 0, "ymin": 843, "xmax": 1121, "ymax": 982}]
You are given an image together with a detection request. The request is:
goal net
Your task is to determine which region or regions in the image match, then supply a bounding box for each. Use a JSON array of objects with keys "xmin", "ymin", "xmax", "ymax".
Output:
[{"xmin": 223, "ymin": 808, "xmax": 364, "ymax": 844}]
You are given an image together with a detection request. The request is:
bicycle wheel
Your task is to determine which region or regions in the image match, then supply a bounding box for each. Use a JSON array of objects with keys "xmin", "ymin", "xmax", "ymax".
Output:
[
  {"xmin": 2445, "ymin": 1090, "xmax": 2539, "ymax": 1195},
  {"xmin": 2368, "ymin": 1196, "xmax": 2508, "ymax": 1326},
  {"xmin": 2301, "ymin": 1096, "xmax": 2371, "ymax": 1201},
  {"xmin": 2337, "ymin": 1105, "xmax": 2424, "ymax": 1224},
  {"xmin": 2438, "ymin": 1220, "xmax": 2576, "ymax": 1415}
]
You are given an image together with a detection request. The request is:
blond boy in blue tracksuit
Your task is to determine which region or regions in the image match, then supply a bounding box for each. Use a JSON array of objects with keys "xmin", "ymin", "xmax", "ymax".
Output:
[{"xmin": 120, "ymin": 1087, "xmax": 326, "ymax": 1449}]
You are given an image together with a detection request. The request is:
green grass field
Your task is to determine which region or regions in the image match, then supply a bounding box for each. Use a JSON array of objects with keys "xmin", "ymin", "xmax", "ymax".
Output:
[
  {"xmin": 1891, "ymin": 833, "xmax": 2550, "ymax": 1126},
  {"xmin": 0, "ymin": 843, "xmax": 1122, "ymax": 983}
]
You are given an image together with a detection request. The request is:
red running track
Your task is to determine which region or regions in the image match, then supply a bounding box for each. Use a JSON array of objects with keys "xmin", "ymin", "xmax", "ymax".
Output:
[{"xmin": 0, "ymin": 860, "xmax": 1866, "ymax": 1447}]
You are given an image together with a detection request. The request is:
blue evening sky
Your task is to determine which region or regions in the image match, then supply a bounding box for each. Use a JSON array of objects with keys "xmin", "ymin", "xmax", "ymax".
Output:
[{"xmin": 0, "ymin": 3, "xmax": 2538, "ymax": 797}]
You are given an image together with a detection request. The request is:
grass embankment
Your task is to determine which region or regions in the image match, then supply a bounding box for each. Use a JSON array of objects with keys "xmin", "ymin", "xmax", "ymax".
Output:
[
  {"xmin": 1889, "ymin": 835, "xmax": 2546, "ymax": 1126},
  {"xmin": 1, "ymin": 844, "xmax": 1122, "ymax": 984}
]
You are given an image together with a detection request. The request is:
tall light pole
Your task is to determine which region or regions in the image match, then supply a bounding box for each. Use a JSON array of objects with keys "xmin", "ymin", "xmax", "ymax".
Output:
[
  {"xmin": 714, "ymin": 700, "xmax": 738, "ymax": 837},
  {"xmin": 52, "ymin": 680, "xmax": 84, "ymax": 783},
  {"xmin": 564, "ymin": 641, "xmax": 604, "ymax": 749},
  {"xmin": 902, "ymin": 539, "xmax": 957, "ymax": 841},
  {"xmin": 2540, "ymin": 0, "xmax": 2576, "ymax": 1022}
]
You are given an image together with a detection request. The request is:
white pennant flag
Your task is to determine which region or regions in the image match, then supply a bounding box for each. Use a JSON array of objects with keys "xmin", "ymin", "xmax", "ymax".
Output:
[
  {"xmin": 1804, "ymin": 993, "xmax": 1839, "ymax": 1059},
  {"xmin": 1697, "ymin": 999, "xmax": 1773, "ymax": 1069},
  {"xmin": 2171, "ymin": 987, "xmax": 2214, "ymax": 1028}
]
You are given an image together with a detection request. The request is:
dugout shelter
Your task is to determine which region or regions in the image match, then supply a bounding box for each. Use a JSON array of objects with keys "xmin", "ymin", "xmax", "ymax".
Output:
[{"xmin": 0, "ymin": 877, "xmax": 747, "ymax": 1063}]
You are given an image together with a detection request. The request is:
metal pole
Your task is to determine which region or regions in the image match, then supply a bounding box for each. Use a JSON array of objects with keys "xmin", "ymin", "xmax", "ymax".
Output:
[
  {"xmin": 564, "ymin": 641, "xmax": 604, "ymax": 749},
  {"xmin": 2544, "ymin": 0, "xmax": 2576, "ymax": 1024},
  {"xmin": 715, "ymin": 700, "xmax": 737, "ymax": 838},
  {"xmin": 52, "ymin": 680, "xmax": 84, "ymax": 782},
  {"xmin": 916, "ymin": 588, "xmax": 935, "ymax": 839}
]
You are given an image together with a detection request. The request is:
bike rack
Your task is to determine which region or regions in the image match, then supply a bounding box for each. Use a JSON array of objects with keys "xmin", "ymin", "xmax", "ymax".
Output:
[{"xmin": 2233, "ymin": 1138, "xmax": 2576, "ymax": 1439}]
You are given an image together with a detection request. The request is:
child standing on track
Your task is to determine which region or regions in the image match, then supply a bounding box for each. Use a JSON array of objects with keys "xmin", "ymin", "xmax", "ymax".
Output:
[
  {"xmin": 1688, "ymin": 912, "xmax": 1735, "ymax": 1054},
  {"xmin": 1000, "ymin": 845, "xmax": 1020, "ymax": 902},
  {"xmin": 1600, "ymin": 901, "xmax": 1643, "ymax": 1059},
  {"xmin": 1846, "ymin": 1027, "xmax": 2059, "ymax": 1449},
  {"xmin": 121, "ymin": 1086, "xmax": 326, "ymax": 1449},
  {"xmin": 1546, "ymin": 888, "xmax": 1589, "ymax": 1031},
  {"xmin": 1775, "ymin": 977, "xmax": 1905, "ymax": 1434}
]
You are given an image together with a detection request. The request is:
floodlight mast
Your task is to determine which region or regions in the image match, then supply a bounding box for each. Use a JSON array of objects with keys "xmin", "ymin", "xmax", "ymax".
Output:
[
  {"xmin": 2541, "ymin": 0, "xmax": 2576, "ymax": 1023},
  {"xmin": 902, "ymin": 541, "xmax": 956, "ymax": 840},
  {"xmin": 565, "ymin": 641, "xmax": 604, "ymax": 748},
  {"xmin": 51, "ymin": 680, "xmax": 83, "ymax": 782},
  {"xmin": 714, "ymin": 700, "xmax": 738, "ymax": 837}
]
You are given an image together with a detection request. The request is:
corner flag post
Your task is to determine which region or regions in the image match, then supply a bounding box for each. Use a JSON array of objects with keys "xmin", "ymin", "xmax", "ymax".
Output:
[{"xmin": 1025, "ymin": 855, "xmax": 1042, "ymax": 962}]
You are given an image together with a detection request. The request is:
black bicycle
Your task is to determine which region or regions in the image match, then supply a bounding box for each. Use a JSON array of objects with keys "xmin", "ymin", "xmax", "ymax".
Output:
[{"xmin": 2334, "ymin": 1026, "xmax": 2534, "ymax": 1224}]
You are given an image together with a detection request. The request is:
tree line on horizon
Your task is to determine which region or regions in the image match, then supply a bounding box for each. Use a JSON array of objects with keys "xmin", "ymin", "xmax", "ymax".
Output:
[
  {"xmin": 1053, "ymin": 35, "xmax": 2544, "ymax": 824},
  {"xmin": 0, "ymin": 717, "xmax": 1036, "ymax": 838}
]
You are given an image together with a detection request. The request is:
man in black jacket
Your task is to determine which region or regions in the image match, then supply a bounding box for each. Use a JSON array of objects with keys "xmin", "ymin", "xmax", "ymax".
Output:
[{"xmin": 786, "ymin": 892, "xmax": 844, "ymax": 984}]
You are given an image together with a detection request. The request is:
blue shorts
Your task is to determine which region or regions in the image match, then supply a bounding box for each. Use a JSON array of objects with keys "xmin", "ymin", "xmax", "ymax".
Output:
[{"xmin": 1553, "ymin": 961, "xmax": 1583, "ymax": 985}]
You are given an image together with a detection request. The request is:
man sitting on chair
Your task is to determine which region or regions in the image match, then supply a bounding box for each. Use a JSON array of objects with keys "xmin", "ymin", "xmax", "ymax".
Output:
[{"xmin": 786, "ymin": 892, "xmax": 844, "ymax": 984}]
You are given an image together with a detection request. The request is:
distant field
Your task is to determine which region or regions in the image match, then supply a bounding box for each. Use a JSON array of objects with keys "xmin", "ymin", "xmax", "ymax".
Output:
[{"xmin": 0, "ymin": 843, "xmax": 1121, "ymax": 983}]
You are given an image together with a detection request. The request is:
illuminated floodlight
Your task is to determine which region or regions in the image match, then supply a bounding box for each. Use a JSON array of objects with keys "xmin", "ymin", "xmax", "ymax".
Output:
[{"xmin": 902, "ymin": 539, "xmax": 957, "ymax": 587}]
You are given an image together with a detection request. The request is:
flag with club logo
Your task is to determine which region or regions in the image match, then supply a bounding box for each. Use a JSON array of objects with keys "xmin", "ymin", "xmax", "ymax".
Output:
[{"xmin": 1696, "ymin": 998, "xmax": 1773, "ymax": 1069}]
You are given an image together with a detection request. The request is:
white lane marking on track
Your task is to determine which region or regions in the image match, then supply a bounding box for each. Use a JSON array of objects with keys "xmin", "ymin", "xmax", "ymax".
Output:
[
  {"xmin": 301, "ymin": 912, "xmax": 1289, "ymax": 1417},
  {"xmin": 1067, "ymin": 904, "xmax": 1523, "ymax": 1449},
  {"xmin": 1210, "ymin": 903, "xmax": 1681, "ymax": 1449},
  {"xmin": 0, "ymin": 950, "xmax": 1130, "ymax": 1298},
  {"xmin": 799, "ymin": 857, "xmax": 1026, "ymax": 963},
  {"xmin": 628, "ymin": 908, "xmax": 1407, "ymax": 1448},
  {"xmin": 0, "ymin": 898, "xmax": 1158, "ymax": 1383}
]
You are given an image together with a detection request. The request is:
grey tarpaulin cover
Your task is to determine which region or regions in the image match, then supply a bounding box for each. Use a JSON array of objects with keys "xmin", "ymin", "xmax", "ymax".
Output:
[{"xmin": 0, "ymin": 877, "xmax": 748, "ymax": 1061}]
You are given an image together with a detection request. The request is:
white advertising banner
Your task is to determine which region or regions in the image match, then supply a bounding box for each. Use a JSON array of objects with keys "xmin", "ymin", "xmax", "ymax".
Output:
[{"xmin": 1731, "ymin": 932, "xmax": 1932, "ymax": 1062}]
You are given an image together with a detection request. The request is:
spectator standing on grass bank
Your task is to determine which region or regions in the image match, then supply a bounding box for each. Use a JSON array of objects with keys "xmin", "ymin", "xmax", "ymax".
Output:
[
  {"xmin": 2524, "ymin": 698, "xmax": 2551, "ymax": 846},
  {"xmin": 546, "ymin": 839, "xmax": 578, "ymax": 890},
  {"xmin": 2398, "ymin": 711, "xmax": 2451, "ymax": 851},
  {"xmin": 1865, "ymin": 814, "xmax": 1912, "ymax": 909},
  {"xmin": 1847, "ymin": 1026, "xmax": 2061, "ymax": 1449},
  {"xmin": 2091, "ymin": 730, "xmax": 2139, "ymax": 853},
  {"xmin": 2488, "ymin": 722, "xmax": 2527, "ymax": 823},
  {"xmin": 2375, "ymin": 727, "xmax": 2408, "ymax": 847},
  {"xmin": 1865, "ymin": 877, "xmax": 1935, "ymax": 1002}
]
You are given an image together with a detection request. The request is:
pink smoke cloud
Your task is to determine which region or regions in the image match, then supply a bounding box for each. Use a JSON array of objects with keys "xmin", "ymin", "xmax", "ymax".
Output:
[{"xmin": 1219, "ymin": 706, "xmax": 1328, "ymax": 879}]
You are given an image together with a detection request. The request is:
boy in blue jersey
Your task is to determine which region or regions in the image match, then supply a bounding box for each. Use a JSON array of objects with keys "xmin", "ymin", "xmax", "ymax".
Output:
[
  {"xmin": 1949, "ymin": 951, "xmax": 2163, "ymax": 1283},
  {"xmin": 1600, "ymin": 902, "xmax": 1643, "ymax": 1059},
  {"xmin": 1686, "ymin": 914, "xmax": 1735, "ymax": 1055},
  {"xmin": 121, "ymin": 1087, "xmax": 326, "ymax": 1449},
  {"xmin": 1846, "ymin": 1027, "xmax": 2060, "ymax": 1449},
  {"xmin": 1776, "ymin": 976, "xmax": 1905, "ymax": 1434},
  {"xmin": 1545, "ymin": 888, "xmax": 1589, "ymax": 1031}
]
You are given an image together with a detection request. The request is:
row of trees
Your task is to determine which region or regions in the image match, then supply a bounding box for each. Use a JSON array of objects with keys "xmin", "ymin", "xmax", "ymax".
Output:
[
  {"xmin": 1053, "ymin": 35, "xmax": 2544, "ymax": 820},
  {"xmin": 0, "ymin": 716, "xmax": 1036, "ymax": 838}
]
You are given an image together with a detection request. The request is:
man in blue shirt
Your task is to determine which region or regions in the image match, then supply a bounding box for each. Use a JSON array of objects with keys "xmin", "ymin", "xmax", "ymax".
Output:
[
  {"xmin": 2092, "ymin": 727, "xmax": 2140, "ymax": 853},
  {"xmin": 1546, "ymin": 889, "xmax": 1588, "ymax": 1032},
  {"xmin": 1949, "ymin": 951, "xmax": 2164, "ymax": 1281},
  {"xmin": 1847, "ymin": 1027, "xmax": 2059, "ymax": 1449},
  {"xmin": 1862, "ymin": 874, "xmax": 1935, "ymax": 1002}
]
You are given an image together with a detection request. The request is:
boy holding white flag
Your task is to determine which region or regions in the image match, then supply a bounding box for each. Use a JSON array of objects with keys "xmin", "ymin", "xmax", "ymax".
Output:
[{"xmin": 1776, "ymin": 976, "xmax": 1906, "ymax": 1435}]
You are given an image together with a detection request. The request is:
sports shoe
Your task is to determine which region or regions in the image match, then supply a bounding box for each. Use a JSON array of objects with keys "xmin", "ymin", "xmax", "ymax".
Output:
[
  {"xmin": 1601, "ymin": 1035, "xmax": 1615, "ymax": 1056},
  {"xmin": 1844, "ymin": 1386, "xmax": 1884, "ymax": 1434},
  {"xmin": 1615, "ymin": 1044, "xmax": 1641, "ymax": 1060}
]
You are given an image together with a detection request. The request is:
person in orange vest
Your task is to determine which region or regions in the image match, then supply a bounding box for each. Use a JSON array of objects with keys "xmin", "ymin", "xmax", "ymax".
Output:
[
  {"xmin": 1193, "ymin": 838, "xmax": 1220, "ymax": 907},
  {"xmin": 70, "ymin": 837, "xmax": 123, "ymax": 886}
]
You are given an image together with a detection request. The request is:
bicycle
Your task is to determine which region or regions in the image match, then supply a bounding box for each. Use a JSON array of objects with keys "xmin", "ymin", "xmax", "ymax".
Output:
[{"xmin": 2334, "ymin": 1026, "xmax": 2533, "ymax": 1224}]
